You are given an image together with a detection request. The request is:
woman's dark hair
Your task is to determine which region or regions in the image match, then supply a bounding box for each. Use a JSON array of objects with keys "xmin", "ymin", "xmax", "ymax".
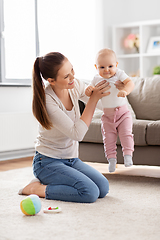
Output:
[{"xmin": 32, "ymin": 52, "xmax": 66, "ymax": 129}]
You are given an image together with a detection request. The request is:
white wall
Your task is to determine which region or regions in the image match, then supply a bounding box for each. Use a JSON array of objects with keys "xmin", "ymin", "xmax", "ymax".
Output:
[
  {"xmin": 0, "ymin": 87, "xmax": 38, "ymax": 160},
  {"xmin": 0, "ymin": 86, "xmax": 32, "ymax": 113},
  {"xmin": 103, "ymin": 0, "xmax": 160, "ymax": 48}
]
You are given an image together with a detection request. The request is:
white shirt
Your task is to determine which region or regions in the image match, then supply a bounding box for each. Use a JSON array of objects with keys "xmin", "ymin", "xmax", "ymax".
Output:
[
  {"xmin": 91, "ymin": 68, "xmax": 129, "ymax": 108},
  {"xmin": 35, "ymin": 78, "xmax": 89, "ymax": 159}
]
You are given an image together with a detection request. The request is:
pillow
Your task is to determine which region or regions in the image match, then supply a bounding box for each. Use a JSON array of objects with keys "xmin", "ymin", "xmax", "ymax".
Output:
[
  {"xmin": 126, "ymin": 97, "xmax": 136, "ymax": 119},
  {"xmin": 128, "ymin": 76, "xmax": 160, "ymax": 120}
]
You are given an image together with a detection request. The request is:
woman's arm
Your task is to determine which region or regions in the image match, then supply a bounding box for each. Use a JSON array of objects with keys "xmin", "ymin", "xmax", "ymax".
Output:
[
  {"xmin": 45, "ymin": 95, "xmax": 88, "ymax": 141},
  {"xmin": 80, "ymin": 80, "xmax": 110, "ymax": 127}
]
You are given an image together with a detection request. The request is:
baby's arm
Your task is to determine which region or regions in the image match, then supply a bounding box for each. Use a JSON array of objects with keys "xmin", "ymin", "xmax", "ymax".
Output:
[
  {"xmin": 85, "ymin": 85, "xmax": 95, "ymax": 97},
  {"xmin": 117, "ymin": 78, "xmax": 134, "ymax": 97}
]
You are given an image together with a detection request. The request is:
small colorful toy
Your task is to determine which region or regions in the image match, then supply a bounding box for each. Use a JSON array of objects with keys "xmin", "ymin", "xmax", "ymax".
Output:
[
  {"xmin": 20, "ymin": 194, "xmax": 41, "ymax": 216},
  {"xmin": 43, "ymin": 206, "xmax": 62, "ymax": 213}
]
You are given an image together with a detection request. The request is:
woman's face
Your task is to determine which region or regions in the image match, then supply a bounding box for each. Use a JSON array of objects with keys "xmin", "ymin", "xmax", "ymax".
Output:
[{"xmin": 51, "ymin": 59, "xmax": 75, "ymax": 90}]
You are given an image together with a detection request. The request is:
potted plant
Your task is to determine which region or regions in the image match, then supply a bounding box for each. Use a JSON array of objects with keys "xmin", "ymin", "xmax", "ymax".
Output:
[{"xmin": 153, "ymin": 66, "xmax": 160, "ymax": 75}]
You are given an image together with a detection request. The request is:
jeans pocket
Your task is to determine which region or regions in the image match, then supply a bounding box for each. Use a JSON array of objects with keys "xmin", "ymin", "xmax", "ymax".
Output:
[{"xmin": 34, "ymin": 152, "xmax": 53, "ymax": 168}]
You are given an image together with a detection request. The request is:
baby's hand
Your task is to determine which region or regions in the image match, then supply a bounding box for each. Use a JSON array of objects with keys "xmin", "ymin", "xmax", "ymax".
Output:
[
  {"xmin": 117, "ymin": 90, "xmax": 127, "ymax": 98},
  {"xmin": 85, "ymin": 86, "xmax": 95, "ymax": 97}
]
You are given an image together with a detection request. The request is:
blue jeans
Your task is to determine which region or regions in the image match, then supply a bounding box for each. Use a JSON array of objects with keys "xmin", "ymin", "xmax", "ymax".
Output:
[{"xmin": 33, "ymin": 152, "xmax": 109, "ymax": 203}]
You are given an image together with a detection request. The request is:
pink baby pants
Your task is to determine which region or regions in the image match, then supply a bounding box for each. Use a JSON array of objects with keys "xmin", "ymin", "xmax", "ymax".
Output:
[{"xmin": 101, "ymin": 104, "xmax": 134, "ymax": 160}]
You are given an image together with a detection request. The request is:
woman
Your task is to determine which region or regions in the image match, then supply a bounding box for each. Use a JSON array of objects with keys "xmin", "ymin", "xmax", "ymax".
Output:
[{"xmin": 19, "ymin": 52, "xmax": 111, "ymax": 203}]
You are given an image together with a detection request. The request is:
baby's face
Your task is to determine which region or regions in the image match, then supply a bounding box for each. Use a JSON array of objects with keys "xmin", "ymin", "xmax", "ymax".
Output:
[{"xmin": 96, "ymin": 54, "xmax": 118, "ymax": 79}]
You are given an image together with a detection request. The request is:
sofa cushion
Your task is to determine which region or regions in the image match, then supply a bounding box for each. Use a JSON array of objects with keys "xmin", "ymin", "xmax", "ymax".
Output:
[
  {"xmin": 128, "ymin": 76, "xmax": 160, "ymax": 120},
  {"xmin": 146, "ymin": 120, "xmax": 160, "ymax": 145},
  {"xmin": 83, "ymin": 109, "xmax": 103, "ymax": 143},
  {"xmin": 132, "ymin": 119, "xmax": 153, "ymax": 146},
  {"xmin": 116, "ymin": 119, "xmax": 151, "ymax": 146},
  {"xmin": 83, "ymin": 110, "xmax": 149, "ymax": 146}
]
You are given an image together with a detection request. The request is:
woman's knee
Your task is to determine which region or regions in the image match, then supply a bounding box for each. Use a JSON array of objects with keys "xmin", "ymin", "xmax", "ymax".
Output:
[
  {"xmin": 85, "ymin": 177, "xmax": 109, "ymax": 202},
  {"xmin": 80, "ymin": 175, "xmax": 109, "ymax": 201},
  {"xmin": 99, "ymin": 177, "xmax": 109, "ymax": 198},
  {"xmin": 80, "ymin": 182, "xmax": 100, "ymax": 203}
]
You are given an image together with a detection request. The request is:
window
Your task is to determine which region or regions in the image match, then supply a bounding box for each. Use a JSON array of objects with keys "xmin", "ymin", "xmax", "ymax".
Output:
[
  {"xmin": 0, "ymin": 0, "xmax": 103, "ymax": 84},
  {"xmin": 0, "ymin": 0, "xmax": 36, "ymax": 84}
]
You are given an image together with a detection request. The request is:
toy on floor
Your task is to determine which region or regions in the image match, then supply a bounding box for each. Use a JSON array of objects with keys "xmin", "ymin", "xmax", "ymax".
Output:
[
  {"xmin": 20, "ymin": 194, "xmax": 41, "ymax": 216},
  {"xmin": 43, "ymin": 206, "xmax": 62, "ymax": 213}
]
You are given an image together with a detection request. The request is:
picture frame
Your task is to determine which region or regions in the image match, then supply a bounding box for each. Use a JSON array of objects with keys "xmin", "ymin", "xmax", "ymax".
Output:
[{"xmin": 147, "ymin": 36, "xmax": 160, "ymax": 53}]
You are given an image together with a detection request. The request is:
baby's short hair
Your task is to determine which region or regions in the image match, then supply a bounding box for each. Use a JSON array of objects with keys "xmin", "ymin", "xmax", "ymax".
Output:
[{"xmin": 96, "ymin": 48, "xmax": 117, "ymax": 63}]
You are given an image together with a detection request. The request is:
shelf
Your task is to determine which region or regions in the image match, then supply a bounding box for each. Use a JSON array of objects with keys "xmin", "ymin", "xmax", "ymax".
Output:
[
  {"xmin": 142, "ymin": 52, "xmax": 160, "ymax": 57},
  {"xmin": 117, "ymin": 54, "xmax": 140, "ymax": 59},
  {"xmin": 113, "ymin": 19, "xmax": 160, "ymax": 28},
  {"xmin": 112, "ymin": 19, "xmax": 160, "ymax": 77},
  {"xmin": 117, "ymin": 53, "xmax": 160, "ymax": 59}
]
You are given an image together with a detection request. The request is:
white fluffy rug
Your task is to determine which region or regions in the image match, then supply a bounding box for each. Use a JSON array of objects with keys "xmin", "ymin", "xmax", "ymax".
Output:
[{"xmin": 0, "ymin": 166, "xmax": 160, "ymax": 240}]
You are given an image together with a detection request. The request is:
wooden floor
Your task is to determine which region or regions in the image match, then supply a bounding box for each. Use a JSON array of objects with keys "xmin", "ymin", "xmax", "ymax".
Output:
[{"xmin": 0, "ymin": 156, "xmax": 33, "ymax": 171}]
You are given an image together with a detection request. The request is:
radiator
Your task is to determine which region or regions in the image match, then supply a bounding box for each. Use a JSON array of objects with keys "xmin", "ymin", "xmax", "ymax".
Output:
[{"xmin": 0, "ymin": 112, "xmax": 38, "ymax": 152}]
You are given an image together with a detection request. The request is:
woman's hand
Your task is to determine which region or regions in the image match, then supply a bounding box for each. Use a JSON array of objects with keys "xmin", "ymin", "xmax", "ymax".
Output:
[
  {"xmin": 115, "ymin": 78, "xmax": 134, "ymax": 95},
  {"xmin": 114, "ymin": 80, "xmax": 125, "ymax": 90},
  {"xmin": 117, "ymin": 90, "xmax": 128, "ymax": 98},
  {"xmin": 80, "ymin": 80, "xmax": 110, "ymax": 127},
  {"xmin": 91, "ymin": 80, "xmax": 111, "ymax": 101}
]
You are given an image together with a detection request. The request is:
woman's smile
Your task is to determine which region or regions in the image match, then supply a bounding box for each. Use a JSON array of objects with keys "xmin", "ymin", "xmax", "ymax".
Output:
[{"xmin": 68, "ymin": 80, "xmax": 74, "ymax": 85}]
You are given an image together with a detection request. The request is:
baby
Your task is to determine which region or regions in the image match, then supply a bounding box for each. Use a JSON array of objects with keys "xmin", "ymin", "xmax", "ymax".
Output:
[{"xmin": 85, "ymin": 48, "xmax": 134, "ymax": 172}]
